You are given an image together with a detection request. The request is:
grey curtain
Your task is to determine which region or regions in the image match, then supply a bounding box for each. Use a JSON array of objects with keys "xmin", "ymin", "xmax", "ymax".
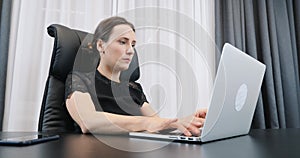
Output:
[
  {"xmin": 215, "ymin": 0, "xmax": 300, "ymax": 129},
  {"xmin": 0, "ymin": 0, "xmax": 12, "ymax": 130}
]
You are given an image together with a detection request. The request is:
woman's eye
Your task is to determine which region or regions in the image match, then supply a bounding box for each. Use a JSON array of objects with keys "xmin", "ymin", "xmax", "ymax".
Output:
[
  {"xmin": 119, "ymin": 40, "xmax": 126, "ymax": 45},
  {"xmin": 131, "ymin": 44, "xmax": 135, "ymax": 48}
]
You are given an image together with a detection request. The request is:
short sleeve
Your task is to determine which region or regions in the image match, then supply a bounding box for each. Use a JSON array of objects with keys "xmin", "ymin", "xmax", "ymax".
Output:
[
  {"xmin": 137, "ymin": 83, "xmax": 148, "ymax": 105},
  {"xmin": 65, "ymin": 71, "xmax": 93, "ymax": 100},
  {"xmin": 129, "ymin": 82, "xmax": 148, "ymax": 106}
]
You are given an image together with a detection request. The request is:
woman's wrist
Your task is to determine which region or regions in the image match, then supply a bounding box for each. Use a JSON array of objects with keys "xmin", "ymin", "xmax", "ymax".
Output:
[
  {"xmin": 141, "ymin": 116, "xmax": 178, "ymax": 133},
  {"xmin": 141, "ymin": 116, "xmax": 154, "ymax": 132}
]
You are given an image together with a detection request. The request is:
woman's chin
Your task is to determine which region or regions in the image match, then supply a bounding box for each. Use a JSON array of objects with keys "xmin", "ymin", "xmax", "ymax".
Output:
[{"xmin": 116, "ymin": 65, "xmax": 130, "ymax": 71}]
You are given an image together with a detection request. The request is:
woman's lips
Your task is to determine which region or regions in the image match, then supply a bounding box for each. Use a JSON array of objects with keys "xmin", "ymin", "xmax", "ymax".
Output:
[{"xmin": 122, "ymin": 58, "xmax": 131, "ymax": 63}]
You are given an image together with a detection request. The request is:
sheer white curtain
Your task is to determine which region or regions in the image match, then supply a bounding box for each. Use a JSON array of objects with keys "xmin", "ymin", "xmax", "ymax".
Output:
[{"xmin": 3, "ymin": 0, "xmax": 215, "ymax": 131}]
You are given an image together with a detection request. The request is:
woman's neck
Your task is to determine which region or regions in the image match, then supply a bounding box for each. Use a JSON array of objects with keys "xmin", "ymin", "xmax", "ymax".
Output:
[{"xmin": 97, "ymin": 64, "xmax": 121, "ymax": 83}]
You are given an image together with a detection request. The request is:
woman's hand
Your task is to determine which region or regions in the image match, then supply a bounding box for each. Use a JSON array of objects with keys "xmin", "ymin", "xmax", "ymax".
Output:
[
  {"xmin": 142, "ymin": 108, "xmax": 207, "ymax": 136},
  {"xmin": 171, "ymin": 108, "xmax": 207, "ymax": 137},
  {"xmin": 144, "ymin": 117, "xmax": 178, "ymax": 133}
]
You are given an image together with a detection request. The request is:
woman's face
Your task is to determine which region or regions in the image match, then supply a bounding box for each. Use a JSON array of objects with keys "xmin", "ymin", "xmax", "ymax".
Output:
[{"xmin": 98, "ymin": 24, "xmax": 136, "ymax": 72}]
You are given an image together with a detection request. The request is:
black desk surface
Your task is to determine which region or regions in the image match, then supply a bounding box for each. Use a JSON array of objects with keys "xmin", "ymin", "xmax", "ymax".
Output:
[{"xmin": 0, "ymin": 129, "xmax": 299, "ymax": 158}]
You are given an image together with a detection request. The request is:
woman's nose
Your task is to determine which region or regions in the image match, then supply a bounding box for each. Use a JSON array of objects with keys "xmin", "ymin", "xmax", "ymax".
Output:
[{"xmin": 126, "ymin": 45, "xmax": 134, "ymax": 55}]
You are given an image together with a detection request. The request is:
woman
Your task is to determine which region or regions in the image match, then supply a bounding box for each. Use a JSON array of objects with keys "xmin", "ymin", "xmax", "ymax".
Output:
[{"xmin": 65, "ymin": 16, "xmax": 206, "ymax": 137}]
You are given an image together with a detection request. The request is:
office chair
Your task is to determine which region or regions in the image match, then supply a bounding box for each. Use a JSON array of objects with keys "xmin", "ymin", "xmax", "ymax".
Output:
[{"xmin": 38, "ymin": 24, "xmax": 140, "ymax": 132}]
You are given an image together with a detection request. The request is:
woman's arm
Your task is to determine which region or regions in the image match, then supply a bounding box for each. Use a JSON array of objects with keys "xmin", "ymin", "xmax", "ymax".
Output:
[
  {"xmin": 66, "ymin": 91, "xmax": 177, "ymax": 134},
  {"xmin": 140, "ymin": 102, "xmax": 159, "ymax": 117}
]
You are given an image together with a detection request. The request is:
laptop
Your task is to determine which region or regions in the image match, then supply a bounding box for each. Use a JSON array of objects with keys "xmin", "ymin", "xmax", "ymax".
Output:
[{"xmin": 129, "ymin": 43, "xmax": 266, "ymax": 143}]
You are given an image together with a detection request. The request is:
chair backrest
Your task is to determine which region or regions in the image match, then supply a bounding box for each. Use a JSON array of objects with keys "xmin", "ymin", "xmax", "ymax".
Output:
[{"xmin": 38, "ymin": 24, "xmax": 140, "ymax": 132}]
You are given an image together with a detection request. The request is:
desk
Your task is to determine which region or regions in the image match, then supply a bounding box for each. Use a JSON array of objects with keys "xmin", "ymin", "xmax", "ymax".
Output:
[{"xmin": 0, "ymin": 129, "xmax": 299, "ymax": 158}]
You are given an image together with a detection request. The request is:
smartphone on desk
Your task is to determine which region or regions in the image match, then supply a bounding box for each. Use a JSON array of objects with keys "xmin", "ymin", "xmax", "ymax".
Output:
[{"xmin": 0, "ymin": 134, "xmax": 60, "ymax": 146}]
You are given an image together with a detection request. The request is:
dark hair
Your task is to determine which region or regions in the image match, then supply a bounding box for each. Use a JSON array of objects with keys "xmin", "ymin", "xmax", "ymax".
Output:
[{"xmin": 92, "ymin": 16, "xmax": 135, "ymax": 49}]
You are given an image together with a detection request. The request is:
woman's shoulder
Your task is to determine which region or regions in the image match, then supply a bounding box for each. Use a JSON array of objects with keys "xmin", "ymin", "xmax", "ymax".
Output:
[
  {"xmin": 71, "ymin": 70, "xmax": 95, "ymax": 78},
  {"xmin": 65, "ymin": 71, "xmax": 96, "ymax": 100},
  {"xmin": 67, "ymin": 70, "xmax": 95, "ymax": 81},
  {"xmin": 65, "ymin": 70, "xmax": 96, "ymax": 87}
]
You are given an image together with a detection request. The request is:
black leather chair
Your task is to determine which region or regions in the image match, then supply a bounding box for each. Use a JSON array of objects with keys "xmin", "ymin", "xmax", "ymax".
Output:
[{"xmin": 38, "ymin": 24, "xmax": 140, "ymax": 132}]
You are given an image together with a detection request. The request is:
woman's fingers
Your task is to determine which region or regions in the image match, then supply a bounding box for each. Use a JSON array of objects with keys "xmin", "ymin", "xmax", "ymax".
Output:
[
  {"xmin": 175, "ymin": 116, "xmax": 203, "ymax": 136},
  {"xmin": 175, "ymin": 122, "xmax": 200, "ymax": 136},
  {"xmin": 175, "ymin": 123, "xmax": 192, "ymax": 137},
  {"xmin": 187, "ymin": 126, "xmax": 201, "ymax": 136},
  {"xmin": 181, "ymin": 116, "xmax": 204, "ymax": 128},
  {"xmin": 194, "ymin": 108, "xmax": 207, "ymax": 118},
  {"xmin": 190, "ymin": 117, "xmax": 205, "ymax": 127}
]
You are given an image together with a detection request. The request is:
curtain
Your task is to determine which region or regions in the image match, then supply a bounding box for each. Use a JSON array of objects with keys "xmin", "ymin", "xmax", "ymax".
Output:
[
  {"xmin": 0, "ymin": 0, "xmax": 12, "ymax": 131},
  {"xmin": 215, "ymin": 0, "xmax": 300, "ymax": 129},
  {"xmin": 3, "ymin": 0, "xmax": 215, "ymax": 131}
]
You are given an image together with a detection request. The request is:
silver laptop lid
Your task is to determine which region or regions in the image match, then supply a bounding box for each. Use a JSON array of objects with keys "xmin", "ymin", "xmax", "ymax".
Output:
[{"xmin": 200, "ymin": 43, "xmax": 266, "ymax": 142}]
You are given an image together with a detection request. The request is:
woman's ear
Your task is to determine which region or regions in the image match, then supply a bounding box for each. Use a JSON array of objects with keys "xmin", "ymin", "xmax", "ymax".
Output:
[{"xmin": 96, "ymin": 40, "xmax": 104, "ymax": 53}]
